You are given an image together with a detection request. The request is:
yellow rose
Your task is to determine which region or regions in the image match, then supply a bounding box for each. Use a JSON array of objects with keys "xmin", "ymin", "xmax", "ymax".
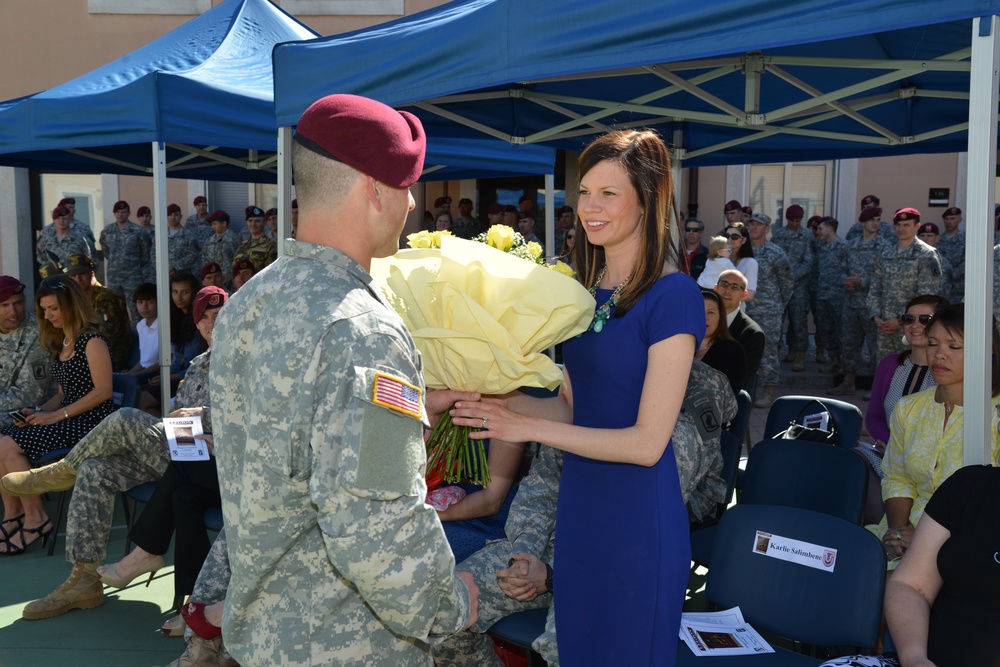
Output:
[
  {"xmin": 486, "ymin": 224, "xmax": 515, "ymax": 252},
  {"xmin": 526, "ymin": 241, "xmax": 543, "ymax": 260},
  {"xmin": 549, "ymin": 260, "xmax": 576, "ymax": 277},
  {"xmin": 430, "ymin": 230, "xmax": 454, "ymax": 248},
  {"xmin": 407, "ymin": 231, "xmax": 433, "ymax": 249}
]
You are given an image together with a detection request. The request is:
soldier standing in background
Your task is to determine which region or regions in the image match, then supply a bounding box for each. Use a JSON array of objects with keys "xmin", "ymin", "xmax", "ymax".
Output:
[
  {"xmin": 916, "ymin": 222, "xmax": 954, "ymax": 298},
  {"xmin": 99, "ymin": 200, "xmax": 152, "ymax": 323},
  {"xmin": 830, "ymin": 207, "xmax": 889, "ymax": 396},
  {"xmin": 59, "ymin": 197, "xmax": 100, "ymax": 260},
  {"xmin": 867, "ymin": 208, "xmax": 942, "ymax": 361},
  {"xmin": 165, "ymin": 203, "xmax": 203, "ymax": 276},
  {"xmin": 770, "ymin": 204, "xmax": 814, "ymax": 372},
  {"xmin": 744, "ymin": 213, "xmax": 793, "ymax": 408},
  {"xmin": 36, "ymin": 205, "xmax": 92, "ymax": 267},
  {"xmin": 813, "ymin": 218, "xmax": 849, "ymax": 375},
  {"xmin": 936, "ymin": 207, "xmax": 965, "ymax": 302},
  {"xmin": 210, "ymin": 94, "xmax": 479, "ymax": 666}
]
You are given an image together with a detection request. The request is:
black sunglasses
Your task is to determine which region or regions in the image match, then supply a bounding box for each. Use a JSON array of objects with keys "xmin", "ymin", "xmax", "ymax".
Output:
[
  {"xmin": 685, "ymin": 227, "xmax": 702, "ymax": 233},
  {"xmin": 725, "ymin": 233, "xmax": 743, "ymax": 240},
  {"xmin": 40, "ymin": 278, "xmax": 69, "ymax": 290},
  {"xmin": 900, "ymin": 314, "xmax": 933, "ymax": 325}
]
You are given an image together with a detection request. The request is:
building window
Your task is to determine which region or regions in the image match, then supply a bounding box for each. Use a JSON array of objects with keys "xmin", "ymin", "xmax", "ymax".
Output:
[
  {"xmin": 280, "ymin": 0, "xmax": 404, "ymax": 15},
  {"xmin": 748, "ymin": 162, "xmax": 830, "ymax": 221},
  {"xmin": 88, "ymin": 0, "xmax": 211, "ymax": 14}
]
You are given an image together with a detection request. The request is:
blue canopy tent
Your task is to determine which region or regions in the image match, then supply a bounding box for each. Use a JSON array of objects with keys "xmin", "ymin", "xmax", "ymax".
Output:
[{"xmin": 272, "ymin": 0, "xmax": 1000, "ymax": 463}]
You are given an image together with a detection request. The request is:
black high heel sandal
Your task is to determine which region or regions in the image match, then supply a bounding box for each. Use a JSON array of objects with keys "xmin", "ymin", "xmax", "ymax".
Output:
[
  {"xmin": 0, "ymin": 518, "xmax": 53, "ymax": 556},
  {"xmin": 0, "ymin": 513, "xmax": 24, "ymax": 541}
]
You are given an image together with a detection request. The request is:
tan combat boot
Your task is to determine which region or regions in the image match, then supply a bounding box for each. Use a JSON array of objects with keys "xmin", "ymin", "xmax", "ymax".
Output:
[
  {"xmin": 23, "ymin": 563, "xmax": 104, "ymax": 620},
  {"xmin": 2, "ymin": 459, "xmax": 76, "ymax": 497},
  {"xmin": 827, "ymin": 372, "xmax": 856, "ymax": 396},
  {"xmin": 753, "ymin": 385, "xmax": 777, "ymax": 409},
  {"xmin": 819, "ymin": 355, "xmax": 841, "ymax": 373},
  {"xmin": 159, "ymin": 636, "xmax": 240, "ymax": 667},
  {"xmin": 815, "ymin": 345, "xmax": 828, "ymax": 364},
  {"xmin": 792, "ymin": 352, "xmax": 806, "ymax": 372}
]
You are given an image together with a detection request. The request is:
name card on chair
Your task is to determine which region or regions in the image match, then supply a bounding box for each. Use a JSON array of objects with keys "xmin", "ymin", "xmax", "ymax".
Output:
[{"xmin": 753, "ymin": 530, "xmax": 838, "ymax": 572}]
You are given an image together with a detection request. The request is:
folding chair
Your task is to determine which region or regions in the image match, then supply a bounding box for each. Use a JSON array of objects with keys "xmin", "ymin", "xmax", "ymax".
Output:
[
  {"xmin": 487, "ymin": 607, "xmax": 548, "ymax": 667},
  {"xmin": 678, "ymin": 504, "xmax": 886, "ymax": 665},
  {"xmin": 728, "ymin": 389, "xmax": 752, "ymax": 446},
  {"xmin": 763, "ymin": 396, "xmax": 863, "ymax": 450}
]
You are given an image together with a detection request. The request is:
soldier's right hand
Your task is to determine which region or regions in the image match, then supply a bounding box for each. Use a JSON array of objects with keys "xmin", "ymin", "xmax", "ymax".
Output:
[{"xmin": 455, "ymin": 570, "xmax": 480, "ymax": 629}]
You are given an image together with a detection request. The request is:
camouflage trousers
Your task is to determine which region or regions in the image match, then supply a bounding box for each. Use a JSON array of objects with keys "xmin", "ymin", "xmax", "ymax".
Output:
[
  {"xmin": 65, "ymin": 408, "xmax": 169, "ymax": 564},
  {"xmin": 106, "ymin": 282, "xmax": 140, "ymax": 324},
  {"xmin": 875, "ymin": 328, "xmax": 907, "ymax": 363},
  {"xmin": 432, "ymin": 539, "xmax": 554, "ymax": 667},
  {"xmin": 814, "ymin": 298, "xmax": 844, "ymax": 359},
  {"xmin": 182, "ymin": 529, "xmax": 231, "ymax": 641},
  {"xmin": 747, "ymin": 309, "xmax": 783, "ymax": 386},
  {"xmin": 784, "ymin": 282, "xmax": 811, "ymax": 353},
  {"xmin": 841, "ymin": 307, "xmax": 878, "ymax": 374}
]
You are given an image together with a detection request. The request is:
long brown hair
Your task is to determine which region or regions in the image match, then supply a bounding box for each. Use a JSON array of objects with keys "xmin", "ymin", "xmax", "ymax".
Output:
[
  {"xmin": 573, "ymin": 129, "xmax": 677, "ymax": 317},
  {"xmin": 724, "ymin": 221, "xmax": 754, "ymax": 261},
  {"xmin": 702, "ymin": 289, "xmax": 734, "ymax": 344},
  {"xmin": 35, "ymin": 277, "xmax": 105, "ymax": 356}
]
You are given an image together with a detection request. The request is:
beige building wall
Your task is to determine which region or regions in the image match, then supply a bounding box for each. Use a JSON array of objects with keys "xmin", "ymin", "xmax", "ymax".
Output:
[{"xmin": 857, "ymin": 153, "xmax": 960, "ymax": 221}]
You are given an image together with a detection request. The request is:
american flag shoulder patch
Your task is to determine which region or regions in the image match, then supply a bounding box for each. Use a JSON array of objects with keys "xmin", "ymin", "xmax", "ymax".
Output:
[{"xmin": 372, "ymin": 372, "xmax": 423, "ymax": 419}]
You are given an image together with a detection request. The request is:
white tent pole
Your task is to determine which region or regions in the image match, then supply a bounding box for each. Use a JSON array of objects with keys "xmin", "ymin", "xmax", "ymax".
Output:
[
  {"xmin": 152, "ymin": 141, "xmax": 171, "ymax": 411},
  {"xmin": 963, "ymin": 15, "xmax": 1000, "ymax": 466},
  {"xmin": 277, "ymin": 126, "xmax": 293, "ymax": 256}
]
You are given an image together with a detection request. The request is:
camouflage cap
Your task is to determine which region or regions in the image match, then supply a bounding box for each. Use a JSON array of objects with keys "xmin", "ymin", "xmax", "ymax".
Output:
[{"xmin": 64, "ymin": 254, "xmax": 96, "ymax": 275}]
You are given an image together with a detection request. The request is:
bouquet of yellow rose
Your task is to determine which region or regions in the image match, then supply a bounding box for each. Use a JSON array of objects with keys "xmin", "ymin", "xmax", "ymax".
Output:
[{"xmin": 370, "ymin": 226, "xmax": 593, "ymax": 487}]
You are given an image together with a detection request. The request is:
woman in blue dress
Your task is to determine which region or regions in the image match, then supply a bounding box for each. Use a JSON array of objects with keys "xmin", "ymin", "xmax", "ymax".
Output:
[{"xmin": 452, "ymin": 129, "xmax": 703, "ymax": 665}]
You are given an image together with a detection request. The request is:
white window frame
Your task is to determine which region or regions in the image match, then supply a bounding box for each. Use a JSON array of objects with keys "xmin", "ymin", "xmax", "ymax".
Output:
[
  {"xmin": 89, "ymin": 0, "xmax": 211, "ymax": 14},
  {"xmin": 746, "ymin": 160, "xmax": 834, "ymax": 221}
]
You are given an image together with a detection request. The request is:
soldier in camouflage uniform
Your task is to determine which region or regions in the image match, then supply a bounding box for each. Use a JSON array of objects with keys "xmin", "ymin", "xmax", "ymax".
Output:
[
  {"xmin": 201, "ymin": 210, "xmax": 239, "ymax": 289},
  {"xmin": 433, "ymin": 361, "xmax": 737, "ymax": 666},
  {"xmin": 36, "ymin": 205, "xmax": 92, "ymax": 267},
  {"xmin": 186, "ymin": 195, "xmax": 215, "ymax": 245},
  {"xmin": 233, "ymin": 206, "xmax": 277, "ymax": 272},
  {"xmin": 99, "ymin": 200, "xmax": 152, "ymax": 323},
  {"xmin": 164, "ymin": 203, "xmax": 203, "ymax": 276},
  {"xmin": 64, "ymin": 254, "xmax": 132, "ymax": 372},
  {"xmin": 770, "ymin": 205, "xmax": 814, "ymax": 371},
  {"xmin": 867, "ymin": 208, "xmax": 943, "ymax": 361},
  {"xmin": 0, "ymin": 277, "xmax": 54, "ymax": 429},
  {"xmin": 3, "ymin": 288, "xmax": 224, "ymax": 621},
  {"xmin": 58, "ymin": 197, "xmax": 100, "ymax": 260},
  {"xmin": 829, "ymin": 208, "xmax": 889, "ymax": 395},
  {"xmin": 134, "ymin": 206, "xmax": 156, "ymax": 283},
  {"xmin": 937, "ymin": 207, "xmax": 965, "ymax": 302},
  {"xmin": 744, "ymin": 213, "xmax": 793, "ymax": 408},
  {"xmin": 813, "ymin": 218, "xmax": 850, "ymax": 374},
  {"xmin": 211, "ymin": 95, "xmax": 478, "ymax": 666},
  {"xmin": 917, "ymin": 222, "xmax": 956, "ymax": 299},
  {"xmin": 846, "ymin": 194, "xmax": 897, "ymax": 244}
]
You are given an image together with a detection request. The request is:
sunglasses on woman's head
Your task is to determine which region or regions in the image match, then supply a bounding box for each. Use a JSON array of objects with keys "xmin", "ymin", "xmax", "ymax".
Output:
[
  {"xmin": 900, "ymin": 314, "xmax": 933, "ymax": 325},
  {"xmin": 40, "ymin": 278, "xmax": 69, "ymax": 290}
]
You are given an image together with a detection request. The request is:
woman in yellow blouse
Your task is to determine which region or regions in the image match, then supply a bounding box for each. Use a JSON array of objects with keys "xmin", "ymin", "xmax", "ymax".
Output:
[{"xmin": 874, "ymin": 304, "xmax": 1000, "ymax": 569}]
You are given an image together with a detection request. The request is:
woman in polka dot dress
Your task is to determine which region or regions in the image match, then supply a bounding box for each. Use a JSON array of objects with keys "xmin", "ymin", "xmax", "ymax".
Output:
[{"xmin": 0, "ymin": 277, "xmax": 116, "ymax": 554}]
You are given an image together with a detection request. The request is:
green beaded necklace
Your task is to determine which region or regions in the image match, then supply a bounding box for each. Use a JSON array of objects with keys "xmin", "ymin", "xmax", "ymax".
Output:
[{"xmin": 587, "ymin": 265, "xmax": 631, "ymax": 333}]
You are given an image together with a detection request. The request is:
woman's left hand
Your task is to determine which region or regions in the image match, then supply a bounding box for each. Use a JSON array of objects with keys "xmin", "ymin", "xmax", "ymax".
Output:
[
  {"xmin": 24, "ymin": 409, "xmax": 64, "ymax": 427},
  {"xmin": 451, "ymin": 399, "xmax": 535, "ymax": 443},
  {"xmin": 882, "ymin": 524, "xmax": 915, "ymax": 559}
]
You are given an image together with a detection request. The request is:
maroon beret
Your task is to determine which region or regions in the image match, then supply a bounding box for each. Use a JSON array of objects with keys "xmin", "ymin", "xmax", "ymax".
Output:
[
  {"xmin": 58, "ymin": 197, "xmax": 75, "ymax": 206},
  {"xmin": 193, "ymin": 286, "xmax": 228, "ymax": 324},
  {"xmin": 113, "ymin": 200, "xmax": 129, "ymax": 212},
  {"xmin": 294, "ymin": 94, "xmax": 426, "ymax": 189},
  {"xmin": 724, "ymin": 200, "xmax": 741, "ymax": 212},
  {"xmin": 245, "ymin": 206, "xmax": 264, "ymax": 219},
  {"xmin": 806, "ymin": 215, "xmax": 823, "ymax": 229},
  {"xmin": 52, "ymin": 205, "xmax": 71, "ymax": 219},
  {"xmin": 785, "ymin": 204, "xmax": 804, "ymax": 220},
  {"xmin": 518, "ymin": 194, "xmax": 533, "ymax": 204},
  {"xmin": 193, "ymin": 196, "xmax": 207, "ymax": 205},
  {"xmin": 167, "ymin": 203, "xmax": 182, "ymax": 215},
  {"xmin": 894, "ymin": 208, "xmax": 921, "ymax": 223},
  {"xmin": 860, "ymin": 194, "xmax": 879, "ymax": 208},
  {"xmin": 918, "ymin": 222, "xmax": 940, "ymax": 235},
  {"xmin": 265, "ymin": 208, "xmax": 278, "ymax": 218},
  {"xmin": 487, "ymin": 203, "xmax": 504, "ymax": 215},
  {"xmin": 942, "ymin": 207, "xmax": 961, "ymax": 217},
  {"xmin": 291, "ymin": 198, "xmax": 298, "ymax": 209},
  {"xmin": 740, "ymin": 205, "xmax": 753, "ymax": 216},
  {"xmin": 136, "ymin": 206, "xmax": 151, "ymax": 216},
  {"xmin": 199, "ymin": 262, "xmax": 222, "ymax": 282},
  {"xmin": 503, "ymin": 204, "xmax": 518, "ymax": 214},
  {"xmin": 859, "ymin": 207, "xmax": 882, "ymax": 222},
  {"xmin": 0, "ymin": 276, "xmax": 25, "ymax": 303},
  {"xmin": 459, "ymin": 198, "xmax": 473, "ymax": 207},
  {"xmin": 434, "ymin": 196, "xmax": 452, "ymax": 208},
  {"xmin": 208, "ymin": 210, "xmax": 229, "ymax": 223},
  {"xmin": 231, "ymin": 257, "xmax": 254, "ymax": 278}
]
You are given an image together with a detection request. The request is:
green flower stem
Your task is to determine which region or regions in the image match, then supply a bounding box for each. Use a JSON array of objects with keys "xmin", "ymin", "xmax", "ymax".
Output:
[{"xmin": 425, "ymin": 406, "xmax": 491, "ymax": 487}]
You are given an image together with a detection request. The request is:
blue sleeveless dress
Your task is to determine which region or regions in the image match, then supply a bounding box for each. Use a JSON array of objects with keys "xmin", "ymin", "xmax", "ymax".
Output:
[{"xmin": 556, "ymin": 273, "xmax": 704, "ymax": 665}]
